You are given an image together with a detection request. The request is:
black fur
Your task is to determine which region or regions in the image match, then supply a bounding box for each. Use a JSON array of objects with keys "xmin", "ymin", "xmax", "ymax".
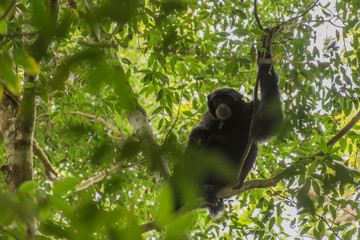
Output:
[
  {"xmin": 170, "ymin": 51, "xmax": 282, "ymax": 218},
  {"xmin": 179, "ymin": 51, "xmax": 283, "ymax": 217}
]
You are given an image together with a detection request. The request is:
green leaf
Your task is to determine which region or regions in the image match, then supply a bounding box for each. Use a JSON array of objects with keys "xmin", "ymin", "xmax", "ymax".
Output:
[
  {"xmin": 297, "ymin": 187, "xmax": 315, "ymax": 215},
  {"xmin": 53, "ymin": 178, "xmax": 79, "ymax": 196},
  {"xmin": 224, "ymin": 60, "xmax": 238, "ymax": 75},
  {"xmin": 18, "ymin": 181, "xmax": 35, "ymax": 196},
  {"xmin": 152, "ymin": 106, "xmax": 162, "ymax": 115},
  {"xmin": 40, "ymin": 221, "xmax": 72, "ymax": 239},
  {"xmin": 332, "ymin": 163, "xmax": 355, "ymax": 185},
  {"xmin": 268, "ymin": 217, "xmax": 275, "ymax": 230},
  {"xmin": 0, "ymin": 54, "xmax": 18, "ymax": 92},
  {"xmin": 319, "ymin": 138, "xmax": 328, "ymax": 154},
  {"xmin": 156, "ymin": 89, "xmax": 164, "ymax": 101},
  {"xmin": 24, "ymin": 82, "xmax": 36, "ymax": 88},
  {"xmin": 235, "ymin": 10, "xmax": 247, "ymax": 19},
  {"xmin": 300, "ymin": 226, "xmax": 312, "ymax": 236},
  {"xmin": 344, "ymin": 228, "xmax": 357, "ymax": 240},
  {"xmin": 312, "ymin": 180, "xmax": 321, "ymax": 196},
  {"xmin": 352, "ymin": 0, "xmax": 360, "ymax": 10},
  {"xmin": 252, "ymin": 28, "xmax": 268, "ymax": 36},
  {"xmin": 317, "ymin": 221, "xmax": 325, "ymax": 239},
  {"xmin": 329, "ymin": 153, "xmax": 343, "ymax": 161},
  {"xmin": 182, "ymin": 110, "xmax": 193, "ymax": 117},
  {"xmin": 0, "ymin": 20, "xmax": 7, "ymax": 34}
]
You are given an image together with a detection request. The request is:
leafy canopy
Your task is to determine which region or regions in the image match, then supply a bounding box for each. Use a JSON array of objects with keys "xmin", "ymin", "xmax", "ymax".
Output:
[{"xmin": 0, "ymin": 0, "xmax": 360, "ymax": 239}]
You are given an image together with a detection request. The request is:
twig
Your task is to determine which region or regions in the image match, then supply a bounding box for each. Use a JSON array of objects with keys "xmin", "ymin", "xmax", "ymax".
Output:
[
  {"xmin": 327, "ymin": 111, "xmax": 360, "ymax": 146},
  {"xmin": 314, "ymin": 110, "xmax": 360, "ymax": 157},
  {"xmin": 71, "ymin": 111, "xmax": 126, "ymax": 140},
  {"xmin": 315, "ymin": 213, "xmax": 341, "ymax": 239},
  {"xmin": 76, "ymin": 158, "xmax": 146, "ymax": 191},
  {"xmin": 162, "ymin": 91, "xmax": 183, "ymax": 143},
  {"xmin": 234, "ymin": 76, "xmax": 258, "ymax": 181},
  {"xmin": 279, "ymin": 0, "xmax": 320, "ymax": 27},
  {"xmin": 254, "ymin": 0, "xmax": 264, "ymax": 30},
  {"xmin": 308, "ymin": 190, "xmax": 358, "ymax": 223},
  {"xmin": 107, "ymin": 25, "xmax": 119, "ymax": 41},
  {"xmin": 0, "ymin": 32, "xmax": 38, "ymax": 38},
  {"xmin": 36, "ymin": 111, "xmax": 126, "ymax": 140},
  {"xmin": 76, "ymin": 163, "xmax": 125, "ymax": 191},
  {"xmin": 35, "ymin": 112, "xmax": 49, "ymax": 120},
  {"xmin": 233, "ymin": 29, "xmax": 275, "ymax": 186},
  {"xmin": 273, "ymin": 38, "xmax": 296, "ymax": 45},
  {"xmin": 33, "ymin": 139, "xmax": 59, "ymax": 181}
]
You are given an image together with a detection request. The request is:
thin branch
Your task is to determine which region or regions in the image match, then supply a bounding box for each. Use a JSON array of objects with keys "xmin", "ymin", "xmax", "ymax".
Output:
[
  {"xmin": 273, "ymin": 38, "xmax": 296, "ymax": 45},
  {"xmin": 219, "ymin": 167, "xmax": 293, "ymax": 199},
  {"xmin": 33, "ymin": 139, "xmax": 59, "ymax": 181},
  {"xmin": 36, "ymin": 111, "xmax": 126, "ymax": 140},
  {"xmin": 107, "ymin": 25, "xmax": 119, "ymax": 41},
  {"xmin": 254, "ymin": 0, "xmax": 264, "ymax": 30},
  {"xmin": 314, "ymin": 110, "xmax": 360, "ymax": 157},
  {"xmin": 233, "ymin": 29, "xmax": 275, "ymax": 187},
  {"xmin": 149, "ymin": 112, "xmax": 161, "ymax": 123},
  {"xmin": 76, "ymin": 158, "xmax": 146, "ymax": 191},
  {"xmin": 162, "ymin": 91, "xmax": 183, "ymax": 143},
  {"xmin": 333, "ymin": 205, "xmax": 357, "ymax": 223},
  {"xmin": 308, "ymin": 190, "xmax": 358, "ymax": 223},
  {"xmin": 234, "ymin": 75, "xmax": 258, "ymax": 181},
  {"xmin": 76, "ymin": 162, "xmax": 125, "ymax": 191},
  {"xmin": 279, "ymin": 0, "xmax": 320, "ymax": 27},
  {"xmin": 220, "ymin": 109, "xmax": 360, "ymax": 199},
  {"xmin": 35, "ymin": 112, "xmax": 49, "ymax": 120},
  {"xmin": 0, "ymin": 0, "xmax": 16, "ymax": 22},
  {"xmin": 140, "ymin": 108, "xmax": 360, "ymax": 234},
  {"xmin": 71, "ymin": 111, "xmax": 126, "ymax": 140},
  {"xmin": 326, "ymin": 110, "xmax": 360, "ymax": 147},
  {"xmin": 140, "ymin": 221, "xmax": 159, "ymax": 233},
  {"xmin": 77, "ymin": 40, "xmax": 117, "ymax": 48},
  {"xmin": 315, "ymin": 212, "xmax": 341, "ymax": 239},
  {"xmin": 0, "ymin": 31, "xmax": 38, "ymax": 38}
]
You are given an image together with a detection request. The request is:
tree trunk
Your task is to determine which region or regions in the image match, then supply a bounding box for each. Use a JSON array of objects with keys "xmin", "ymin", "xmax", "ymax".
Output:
[{"xmin": 0, "ymin": 86, "xmax": 36, "ymax": 237}]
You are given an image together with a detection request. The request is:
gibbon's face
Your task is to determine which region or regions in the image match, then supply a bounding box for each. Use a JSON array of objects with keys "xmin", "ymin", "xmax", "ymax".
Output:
[{"xmin": 207, "ymin": 88, "xmax": 244, "ymax": 120}]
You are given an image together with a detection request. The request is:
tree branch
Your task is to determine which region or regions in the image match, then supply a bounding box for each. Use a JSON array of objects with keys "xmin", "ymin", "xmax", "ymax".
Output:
[
  {"xmin": 138, "ymin": 108, "xmax": 360, "ymax": 234},
  {"xmin": 233, "ymin": 28, "xmax": 276, "ymax": 187},
  {"xmin": 0, "ymin": 0, "xmax": 16, "ymax": 22},
  {"xmin": 307, "ymin": 190, "xmax": 358, "ymax": 223},
  {"xmin": 233, "ymin": 73, "xmax": 258, "ymax": 182},
  {"xmin": 325, "ymin": 110, "xmax": 360, "ymax": 149},
  {"xmin": 33, "ymin": 139, "xmax": 59, "ymax": 181},
  {"xmin": 0, "ymin": 31, "xmax": 38, "ymax": 38},
  {"xmin": 71, "ymin": 111, "xmax": 126, "ymax": 140},
  {"xmin": 81, "ymin": 7, "xmax": 171, "ymax": 182},
  {"xmin": 279, "ymin": 0, "xmax": 320, "ymax": 27},
  {"xmin": 127, "ymin": 102, "xmax": 170, "ymax": 181},
  {"xmin": 221, "ymin": 109, "xmax": 360, "ymax": 198},
  {"xmin": 254, "ymin": 0, "xmax": 264, "ymax": 30},
  {"xmin": 76, "ymin": 158, "xmax": 146, "ymax": 191},
  {"xmin": 76, "ymin": 162, "xmax": 125, "ymax": 191},
  {"xmin": 140, "ymin": 221, "xmax": 159, "ymax": 233}
]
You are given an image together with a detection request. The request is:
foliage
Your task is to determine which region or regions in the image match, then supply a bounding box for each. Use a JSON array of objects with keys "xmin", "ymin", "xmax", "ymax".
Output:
[{"xmin": 0, "ymin": 0, "xmax": 360, "ymax": 239}]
